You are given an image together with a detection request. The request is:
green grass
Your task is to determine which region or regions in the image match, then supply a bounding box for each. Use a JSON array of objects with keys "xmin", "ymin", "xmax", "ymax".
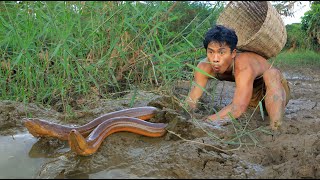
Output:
[
  {"xmin": 272, "ymin": 49, "xmax": 320, "ymax": 67},
  {"xmin": 2, "ymin": 1, "xmax": 317, "ymax": 113},
  {"xmin": 0, "ymin": 1, "xmax": 222, "ymax": 112},
  {"xmin": 2, "ymin": 1, "xmax": 318, "ymax": 149}
]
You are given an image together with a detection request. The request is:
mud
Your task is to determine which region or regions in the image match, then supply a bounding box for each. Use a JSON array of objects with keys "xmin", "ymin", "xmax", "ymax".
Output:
[{"xmin": 0, "ymin": 66, "xmax": 319, "ymax": 178}]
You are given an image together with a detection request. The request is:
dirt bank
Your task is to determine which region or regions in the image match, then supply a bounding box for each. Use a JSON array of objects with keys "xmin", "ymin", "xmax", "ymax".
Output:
[{"xmin": 0, "ymin": 66, "xmax": 319, "ymax": 178}]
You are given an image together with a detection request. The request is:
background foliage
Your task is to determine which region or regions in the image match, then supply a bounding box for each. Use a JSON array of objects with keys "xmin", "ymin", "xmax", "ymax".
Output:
[
  {"xmin": 301, "ymin": 1, "xmax": 320, "ymax": 51},
  {"xmin": 0, "ymin": 1, "xmax": 319, "ymax": 113}
]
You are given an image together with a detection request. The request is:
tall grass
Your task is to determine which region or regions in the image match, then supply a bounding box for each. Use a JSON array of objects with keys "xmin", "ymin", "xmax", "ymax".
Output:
[
  {"xmin": 272, "ymin": 49, "xmax": 320, "ymax": 67},
  {"xmin": 3, "ymin": 1, "xmax": 315, "ymax": 148},
  {"xmin": 0, "ymin": 1, "xmax": 223, "ymax": 112}
]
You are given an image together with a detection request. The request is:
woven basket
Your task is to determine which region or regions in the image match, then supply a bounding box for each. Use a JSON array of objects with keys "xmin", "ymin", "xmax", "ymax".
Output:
[{"xmin": 217, "ymin": 1, "xmax": 287, "ymax": 59}]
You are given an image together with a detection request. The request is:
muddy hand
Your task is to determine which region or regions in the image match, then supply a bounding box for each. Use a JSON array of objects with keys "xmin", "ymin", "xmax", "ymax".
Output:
[{"xmin": 204, "ymin": 117, "xmax": 232, "ymax": 127}]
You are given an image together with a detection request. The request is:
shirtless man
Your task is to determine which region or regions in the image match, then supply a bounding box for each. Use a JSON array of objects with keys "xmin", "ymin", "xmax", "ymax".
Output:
[{"xmin": 186, "ymin": 25, "xmax": 291, "ymax": 130}]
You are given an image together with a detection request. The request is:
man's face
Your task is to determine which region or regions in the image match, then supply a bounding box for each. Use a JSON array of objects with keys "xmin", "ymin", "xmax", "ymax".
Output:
[{"xmin": 206, "ymin": 41, "xmax": 236, "ymax": 74}]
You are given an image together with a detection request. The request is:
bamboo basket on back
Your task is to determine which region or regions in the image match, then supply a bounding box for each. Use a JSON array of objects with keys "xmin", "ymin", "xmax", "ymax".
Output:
[{"xmin": 217, "ymin": 1, "xmax": 287, "ymax": 59}]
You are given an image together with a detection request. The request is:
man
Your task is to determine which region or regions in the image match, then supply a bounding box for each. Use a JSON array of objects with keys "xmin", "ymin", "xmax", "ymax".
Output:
[{"xmin": 186, "ymin": 25, "xmax": 291, "ymax": 130}]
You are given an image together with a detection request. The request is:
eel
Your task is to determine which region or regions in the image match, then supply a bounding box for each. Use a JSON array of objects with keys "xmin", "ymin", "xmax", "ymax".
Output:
[
  {"xmin": 68, "ymin": 116, "xmax": 167, "ymax": 156},
  {"xmin": 24, "ymin": 106, "xmax": 158, "ymax": 140}
]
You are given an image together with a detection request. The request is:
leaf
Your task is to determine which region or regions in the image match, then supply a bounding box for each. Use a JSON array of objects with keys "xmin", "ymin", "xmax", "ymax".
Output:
[
  {"xmin": 182, "ymin": 36, "xmax": 195, "ymax": 48},
  {"xmin": 186, "ymin": 63, "xmax": 216, "ymax": 79},
  {"xmin": 129, "ymin": 86, "xmax": 137, "ymax": 108},
  {"xmin": 155, "ymin": 34, "xmax": 164, "ymax": 53},
  {"xmin": 259, "ymin": 101, "xmax": 265, "ymax": 121}
]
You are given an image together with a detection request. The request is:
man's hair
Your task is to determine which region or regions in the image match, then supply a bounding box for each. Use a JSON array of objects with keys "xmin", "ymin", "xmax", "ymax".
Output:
[{"xmin": 203, "ymin": 25, "xmax": 238, "ymax": 52}]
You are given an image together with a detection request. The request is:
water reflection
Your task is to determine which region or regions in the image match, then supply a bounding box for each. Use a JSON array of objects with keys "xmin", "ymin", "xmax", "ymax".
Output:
[
  {"xmin": 0, "ymin": 133, "xmax": 46, "ymax": 178},
  {"xmin": 28, "ymin": 137, "xmax": 69, "ymax": 158}
]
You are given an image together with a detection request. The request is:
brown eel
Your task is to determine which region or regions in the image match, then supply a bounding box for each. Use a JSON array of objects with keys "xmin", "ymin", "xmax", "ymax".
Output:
[
  {"xmin": 68, "ymin": 116, "xmax": 167, "ymax": 156},
  {"xmin": 24, "ymin": 106, "xmax": 158, "ymax": 141}
]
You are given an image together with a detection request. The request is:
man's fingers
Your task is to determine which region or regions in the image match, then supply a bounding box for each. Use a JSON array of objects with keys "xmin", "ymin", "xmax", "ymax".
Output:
[{"xmin": 204, "ymin": 118, "xmax": 232, "ymax": 126}]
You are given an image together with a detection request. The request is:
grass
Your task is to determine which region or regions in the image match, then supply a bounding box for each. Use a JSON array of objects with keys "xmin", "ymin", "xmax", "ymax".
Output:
[
  {"xmin": 0, "ymin": 1, "xmax": 222, "ymax": 113},
  {"xmin": 272, "ymin": 49, "xmax": 320, "ymax": 67},
  {"xmin": 2, "ymin": 1, "xmax": 318, "ymax": 112},
  {"xmin": 1, "ymin": 1, "xmax": 319, "ymax": 149}
]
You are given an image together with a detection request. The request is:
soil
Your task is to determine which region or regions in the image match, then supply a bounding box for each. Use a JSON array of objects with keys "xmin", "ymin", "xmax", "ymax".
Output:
[{"xmin": 0, "ymin": 66, "xmax": 319, "ymax": 179}]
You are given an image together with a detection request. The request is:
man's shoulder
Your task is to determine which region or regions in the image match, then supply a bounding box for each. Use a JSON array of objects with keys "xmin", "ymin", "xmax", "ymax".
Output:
[
  {"xmin": 195, "ymin": 58, "xmax": 214, "ymax": 77},
  {"xmin": 199, "ymin": 57, "xmax": 208, "ymax": 63},
  {"xmin": 197, "ymin": 58, "xmax": 210, "ymax": 68},
  {"xmin": 234, "ymin": 52, "xmax": 271, "ymax": 79},
  {"xmin": 235, "ymin": 52, "xmax": 268, "ymax": 69},
  {"xmin": 237, "ymin": 51, "xmax": 266, "ymax": 61}
]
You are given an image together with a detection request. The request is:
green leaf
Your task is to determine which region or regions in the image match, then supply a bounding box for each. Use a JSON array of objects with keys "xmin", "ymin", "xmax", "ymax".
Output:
[
  {"xmin": 155, "ymin": 34, "xmax": 164, "ymax": 53},
  {"xmin": 186, "ymin": 63, "xmax": 216, "ymax": 79},
  {"xmin": 259, "ymin": 101, "xmax": 265, "ymax": 121},
  {"xmin": 129, "ymin": 86, "xmax": 138, "ymax": 108}
]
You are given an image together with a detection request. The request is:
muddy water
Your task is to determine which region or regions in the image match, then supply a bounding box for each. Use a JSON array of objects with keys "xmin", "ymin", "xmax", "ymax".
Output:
[
  {"xmin": 0, "ymin": 133, "xmax": 45, "ymax": 178},
  {"xmin": 0, "ymin": 133, "xmax": 150, "ymax": 179},
  {"xmin": 1, "ymin": 66, "xmax": 320, "ymax": 178}
]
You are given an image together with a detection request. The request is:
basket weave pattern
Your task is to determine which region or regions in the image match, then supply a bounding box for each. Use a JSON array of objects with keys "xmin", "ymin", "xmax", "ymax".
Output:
[{"xmin": 217, "ymin": 1, "xmax": 287, "ymax": 59}]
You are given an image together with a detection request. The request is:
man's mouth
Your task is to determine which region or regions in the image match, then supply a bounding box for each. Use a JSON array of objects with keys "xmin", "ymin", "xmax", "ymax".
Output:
[{"xmin": 212, "ymin": 66, "xmax": 220, "ymax": 72}]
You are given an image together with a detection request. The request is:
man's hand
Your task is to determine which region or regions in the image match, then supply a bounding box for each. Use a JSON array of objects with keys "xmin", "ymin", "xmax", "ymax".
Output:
[
  {"xmin": 203, "ymin": 116, "xmax": 232, "ymax": 126},
  {"xmin": 185, "ymin": 96, "xmax": 198, "ymax": 110},
  {"xmin": 206, "ymin": 114, "xmax": 217, "ymax": 121}
]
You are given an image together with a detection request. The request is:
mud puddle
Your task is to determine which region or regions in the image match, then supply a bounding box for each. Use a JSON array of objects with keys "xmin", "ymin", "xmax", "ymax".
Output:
[
  {"xmin": 0, "ymin": 133, "xmax": 150, "ymax": 179},
  {"xmin": 0, "ymin": 133, "xmax": 46, "ymax": 178}
]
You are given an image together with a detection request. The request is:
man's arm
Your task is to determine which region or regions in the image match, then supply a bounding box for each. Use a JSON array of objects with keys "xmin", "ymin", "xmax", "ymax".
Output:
[
  {"xmin": 186, "ymin": 62, "xmax": 211, "ymax": 110},
  {"xmin": 206, "ymin": 66, "xmax": 255, "ymax": 121}
]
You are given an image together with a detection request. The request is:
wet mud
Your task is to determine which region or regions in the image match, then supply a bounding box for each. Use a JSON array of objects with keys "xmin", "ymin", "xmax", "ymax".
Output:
[{"xmin": 0, "ymin": 66, "xmax": 319, "ymax": 178}]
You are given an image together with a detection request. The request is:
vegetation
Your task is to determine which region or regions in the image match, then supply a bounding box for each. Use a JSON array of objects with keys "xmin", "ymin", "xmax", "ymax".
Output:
[
  {"xmin": 301, "ymin": 1, "xmax": 320, "ymax": 51},
  {"xmin": 273, "ymin": 50, "xmax": 320, "ymax": 67},
  {"xmin": 0, "ymin": 1, "xmax": 319, "ymax": 114},
  {"xmin": 0, "ymin": 1, "xmax": 223, "ymax": 112},
  {"xmin": 284, "ymin": 23, "xmax": 308, "ymax": 51}
]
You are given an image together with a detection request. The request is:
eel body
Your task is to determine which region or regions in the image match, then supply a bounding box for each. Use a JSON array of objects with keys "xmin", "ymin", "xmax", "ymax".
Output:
[
  {"xmin": 24, "ymin": 106, "xmax": 158, "ymax": 140},
  {"xmin": 68, "ymin": 116, "xmax": 167, "ymax": 156}
]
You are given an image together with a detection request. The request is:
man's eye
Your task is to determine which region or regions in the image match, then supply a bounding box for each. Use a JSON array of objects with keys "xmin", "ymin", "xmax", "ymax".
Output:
[{"xmin": 219, "ymin": 51, "xmax": 225, "ymax": 55}]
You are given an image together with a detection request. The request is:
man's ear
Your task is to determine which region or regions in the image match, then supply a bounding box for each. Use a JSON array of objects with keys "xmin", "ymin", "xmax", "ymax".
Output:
[{"xmin": 231, "ymin": 49, "xmax": 237, "ymax": 58}]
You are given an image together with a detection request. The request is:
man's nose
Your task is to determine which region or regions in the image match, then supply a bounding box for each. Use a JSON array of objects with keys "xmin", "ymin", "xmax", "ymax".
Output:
[{"xmin": 211, "ymin": 54, "xmax": 219, "ymax": 63}]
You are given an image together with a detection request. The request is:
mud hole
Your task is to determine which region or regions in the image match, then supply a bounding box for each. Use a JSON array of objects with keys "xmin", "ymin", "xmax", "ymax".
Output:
[{"xmin": 1, "ymin": 66, "xmax": 320, "ymax": 178}]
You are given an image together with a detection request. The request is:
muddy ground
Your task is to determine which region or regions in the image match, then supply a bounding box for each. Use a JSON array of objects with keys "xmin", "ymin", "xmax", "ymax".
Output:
[{"xmin": 0, "ymin": 66, "xmax": 319, "ymax": 179}]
